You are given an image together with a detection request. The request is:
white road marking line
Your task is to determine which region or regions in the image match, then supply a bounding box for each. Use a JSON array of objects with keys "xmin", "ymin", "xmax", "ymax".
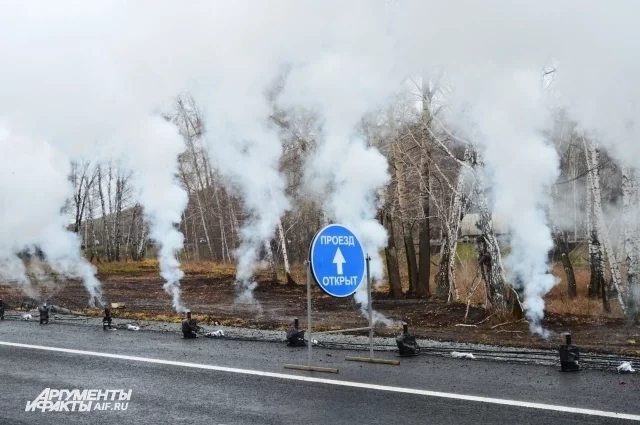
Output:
[{"xmin": 1, "ymin": 340, "xmax": 639, "ymax": 421}]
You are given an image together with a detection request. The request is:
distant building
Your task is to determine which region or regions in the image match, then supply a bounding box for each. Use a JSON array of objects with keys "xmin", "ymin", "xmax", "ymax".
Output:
[{"xmin": 459, "ymin": 213, "xmax": 508, "ymax": 242}]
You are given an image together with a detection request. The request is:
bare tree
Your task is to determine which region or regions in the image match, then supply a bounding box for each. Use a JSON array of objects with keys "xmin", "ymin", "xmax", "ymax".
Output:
[
  {"xmin": 415, "ymin": 81, "xmax": 434, "ymax": 297},
  {"xmin": 550, "ymin": 185, "xmax": 577, "ymax": 297},
  {"xmin": 388, "ymin": 107, "xmax": 419, "ymax": 294},
  {"xmin": 175, "ymin": 96, "xmax": 215, "ymax": 259},
  {"xmin": 584, "ymin": 137, "xmax": 625, "ymax": 313},
  {"xmin": 472, "ymin": 152, "xmax": 509, "ymax": 313},
  {"xmin": 435, "ymin": 149, "xmax": 470, "ymax": 301},
  {"xmin": 70, "ymin": 161, "xmax": 97, "ymax": 234},
  {"xmin": 622, "ymin": 165, "xmax": 640, "ymax": 315}
]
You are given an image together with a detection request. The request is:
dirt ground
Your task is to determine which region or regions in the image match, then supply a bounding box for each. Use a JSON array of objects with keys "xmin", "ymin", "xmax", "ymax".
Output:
[{"xmin": 1, "ymin": 265, "xmax": 639, "ymax": 357}]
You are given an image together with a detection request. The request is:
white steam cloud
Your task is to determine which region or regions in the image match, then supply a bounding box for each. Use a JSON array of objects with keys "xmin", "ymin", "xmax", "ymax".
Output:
[
  {"xmin": 0, "ymin": 3, "xmax": 188, "ymax": 309},
  {"xmin": 0, "ymin": 1, "xmax": 639, "ymax": 330},
  {"xmin": 0, "ymin": 126, "xmax": 102, "ymax": 305},
  {"xmin": 121, "ymin": 119, "xmax": 189, "ymax": 312},
  {"xmin": 446, "ymin": 70, "xmax": 561, "ymax": 335},
  {"xmin": 203, "ymin": 119, "xmax": 290, "ymax": 306}
]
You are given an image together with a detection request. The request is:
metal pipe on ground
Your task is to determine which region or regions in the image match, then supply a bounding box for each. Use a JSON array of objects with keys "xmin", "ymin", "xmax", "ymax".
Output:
[
  {"xmin": 286, "ymin": 317, "xmax": 306, "ymax": 347},
  {"xmin": 396, "ymin": 322, "xmax": 420, "ymax": 356},
  {"xmin": 559, "ymin": 332, "xmax": 580, "ymax": 372}
]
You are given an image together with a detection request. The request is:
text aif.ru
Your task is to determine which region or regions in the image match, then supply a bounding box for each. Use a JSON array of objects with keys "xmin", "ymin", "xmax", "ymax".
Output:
[{"xmin": 25, "ymin": 388, "xmax": 132, "ymax": 412}]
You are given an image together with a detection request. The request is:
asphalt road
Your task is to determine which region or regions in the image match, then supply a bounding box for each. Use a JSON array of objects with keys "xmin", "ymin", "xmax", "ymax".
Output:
[{"xmin": 0, "ymin": 319, "xmax": 639, "ymax": 424}]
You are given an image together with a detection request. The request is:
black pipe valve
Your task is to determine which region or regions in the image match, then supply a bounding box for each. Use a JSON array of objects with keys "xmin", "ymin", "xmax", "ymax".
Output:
[
  {"xmin": 396, "ymin": 323, "xmax": 420, "ymax": 356},
  {"xmin": 559, "ymin": 333, "xmax": 580, "ymax": 372},
  {"xmin": 286, "ymin": 317, "xmax": 306, "ymax": 347}
]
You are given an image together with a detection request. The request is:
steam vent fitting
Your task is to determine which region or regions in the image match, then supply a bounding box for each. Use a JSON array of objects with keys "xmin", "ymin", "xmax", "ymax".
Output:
[
  {"xmin": 396, "ymin": 322, "xmax": 420, "ymax": 357},
  {"xmin": 286, "ymin": 317, "xmax": 306, "ymax": 347},
  {"xmin": 559, "ymin": 333, "xmax": 580, "ymax": 372}
]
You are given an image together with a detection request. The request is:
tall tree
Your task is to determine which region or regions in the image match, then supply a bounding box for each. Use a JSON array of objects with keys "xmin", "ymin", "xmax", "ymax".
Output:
[
  {"xmin": 472, "ymin": 152, "xmax": 509, "ymax": 313},
  {"xmin": 584, "ymin": 137, "xmax": 625, "ymax": 313},
  {"xmin": 434, "ymin": 149, "xmax": 470, "ymax": 301},
  {"xmin": 416, "ymin": 81, "xmax": 434, "ymax": 297},
  {"xmin": 622, "ymin": 165, "xmax": 640, "ymax": 316},
  {"xmin": 550, "ymin": 185, "xmax": 577, "ymax": 298},
  {"xmin": 70, "ymin": 161, "xmax": 97, "ymax": 234},
  {"xmin": 388, "ymin": 107, "xmax": 418, "ymax": 294},
  {"xmin": 176, "ymin": 96, "xmax": 215, "ymax": 260}
]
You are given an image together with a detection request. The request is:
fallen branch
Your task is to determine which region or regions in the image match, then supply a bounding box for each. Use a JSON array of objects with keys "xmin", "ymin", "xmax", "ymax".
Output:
[
  {"xmin": 491, "ymin": 318, "xmax": 526, "ymax": 329},
  {"xmin": 455, "ymin": 324, "xmax": 477, "ymax": 327}
]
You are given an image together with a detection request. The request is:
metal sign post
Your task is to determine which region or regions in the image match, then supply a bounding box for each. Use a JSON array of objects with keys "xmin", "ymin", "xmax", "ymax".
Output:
[
  {"xmin": 284, "ymin": 224, "xmax": 398, "ymax": 373},
  {"xmin": 345, "ymin": 254, "xmax": 399, "ymax": 366},
  {"xmin": 284, "ymin": 261, "xmax": 339, "ymax": 374},
  {"xmin": 367, "ymin": 255, "xmax": 374, "ymax": 359},
  {"xmin": 307, "ymin": 260, "xmax": 312, "ymax": 366}
]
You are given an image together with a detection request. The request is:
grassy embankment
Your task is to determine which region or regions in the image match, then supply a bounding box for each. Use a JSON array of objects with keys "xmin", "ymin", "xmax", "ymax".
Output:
[{"xmin": 95, "ymin": 243, "xmax": 615, "ymax": 318}]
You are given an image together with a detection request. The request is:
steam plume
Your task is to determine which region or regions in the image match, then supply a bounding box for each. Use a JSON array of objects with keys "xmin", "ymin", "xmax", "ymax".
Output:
[
  {"xmin": 0, "ymin": 125, "xmax": 102, "ymax": 305},
  {"xmin": 1, "ymin": 0, "xmax": 640, "ymax": 329}
]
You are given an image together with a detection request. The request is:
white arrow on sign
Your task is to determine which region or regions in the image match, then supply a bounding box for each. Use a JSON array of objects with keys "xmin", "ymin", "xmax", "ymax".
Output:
[{"xmin": 333, "ymin": 247, "xmax": 346, "ymax": 275}]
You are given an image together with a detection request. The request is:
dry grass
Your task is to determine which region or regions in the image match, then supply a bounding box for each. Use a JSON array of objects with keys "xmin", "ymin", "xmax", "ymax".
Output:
[
  {"xmin": 95, "ymin": 245, "xmax": 624, "ymax": 318},
  {"xmin": 96, "ymin": 259, "xmax": 237, "ymax": 278},
  {"xmin": 96, "ymin": 259, "xmax": 160, "ymax": 275},
  {"xmin": 545, "ymin": 265, "xmax": 625, "ymax": 317},
  {"xmin": 97, "ymin": 259, "xmax": 307, "ymax": 283},
  {"xmin": 389, "ymin": 250, "xmax": 624, "ymax": 318}
]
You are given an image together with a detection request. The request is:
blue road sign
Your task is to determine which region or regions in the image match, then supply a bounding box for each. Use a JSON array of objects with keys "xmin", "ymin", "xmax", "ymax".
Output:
[{"xmin": 310, "ymin": 224, "xmax": 365, "ymax": 298}]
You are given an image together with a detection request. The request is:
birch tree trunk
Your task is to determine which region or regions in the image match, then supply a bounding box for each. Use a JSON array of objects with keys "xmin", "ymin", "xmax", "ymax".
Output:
[
  {"xmin": 388, "ymin": 108, "xmax": 418, "ymax": 293},
  {"xmin": 213, "ymin": 184, "xmax": 230, "ymax": 262},
  {"xmin": 381, "ymin": 173, "xmax": 403, "ymax": 298},
  {"xmin": 277, "ymin": 219, "xmax": 296, "ymax": 285},
  {"xmin": 113, "ymin": 172, "xmax": 124, "ymax": 261},
  {"xmin": 87, "ymin": 183, "xmax": 99, "ymax": 263},
  {"xmin": 550, "ymin": 186, "xmax": 577, "ymax": 297},
  {"xmin": 265, "ymin": 240, "xmax": 278, "ymax": 283},
  {"xmin": 635, "ymin": 178, "xmax": 640, "ymax": 320},
  {"xmin": 381, "ymin": 209, "xmax": 403, "ymax": 298},
  {"xmin": 71, "ymin": 161, "xmax": 95, "ymax": 234},
  {"xmin": 180, "ymin": 106, "xmax": 215, "ymax": 259},
  {"xmin": 227, "ymin": 182, "xmax": 241, "ymax": 248},
  {"xmin": 584, "ymin": 139, "xmax": 626, "ymax": 313},
  {"xmin": 448, "ymin": 192, "xmax": 467, "ymax": 303},
  {"xmin": 107, "ymin": 165, "xmax": 115, "ymax": 261},
  {"xmin": 435, "ymin": 236, "xmax": 453, "ymax": 300},
  {"xmin": 192, "ymin": 213, "xmax": 200, "ymax": 260},
  {"xmin": 97, "ymin": 166, "xmax": 109, "ymax": 262},
  {"xmin": 622, "ymin": 166, "xmax": 640, "ymax": 317},
  {"xmin": 622, "ymin": 167, "xmax": 638, "ymax": 283},
  {"xmin": 136, "ymin": 217, "xmax": 147, "ymax": 261},
  {"xmin": 127, "ymin": 206, "xmax": 139, "ymax": 261},
  {"xmin": 189, "ymin": 150, "xmax": 214, "ymax": 259},
  {"xmin": 435, "ymin": 151, "xmax": 469, "ymax": 301},
  {"xmin": 584, "ymin": 149, "xmax": 602, "ymax": 298},
  {"xmin": 416, "ymin": 159, "xmax": 431, "ymax": 296},
  {"xmin": 472, "ymin": 153, "xmax": 508, "ymax": 313},
  {"xmin": 571, "ymin": 151, "xmax": 578, "ymax": 241},
  {"xmin": 416, "ymin": 98, "xmax": 432, "ymax": 296}
]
